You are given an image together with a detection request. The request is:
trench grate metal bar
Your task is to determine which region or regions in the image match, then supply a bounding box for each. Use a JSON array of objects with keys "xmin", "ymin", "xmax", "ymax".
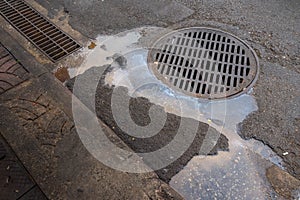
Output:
[
  {"xmin": 148, "ymin": 27, "xmax": 259, "ymax": 99},
  {"xmin": 0, "ymin": 0, "xmax": 81, "ymax": 62}
]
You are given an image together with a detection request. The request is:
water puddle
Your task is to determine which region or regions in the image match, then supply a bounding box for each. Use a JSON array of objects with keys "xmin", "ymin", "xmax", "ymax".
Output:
[{"xmin": 72, "ymin": 27, "xmax": 285, "ymax": 199}]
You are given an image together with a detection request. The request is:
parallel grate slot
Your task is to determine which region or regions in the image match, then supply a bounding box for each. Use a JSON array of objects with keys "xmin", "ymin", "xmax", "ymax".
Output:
[
  {"xmin": 148, "ymin": 28, "xmax": 259, "ymax": 100},
  {"xmin": 0, "ymin": 0, "xmax": 81, "ymax": 62}
]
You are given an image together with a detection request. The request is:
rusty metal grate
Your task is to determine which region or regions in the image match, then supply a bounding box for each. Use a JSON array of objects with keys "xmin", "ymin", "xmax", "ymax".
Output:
[
  {"xmin": 0, "ymin": 0, "xmax": 81, "ymax": 62},
  {"xmin": 148, "ymin": 27, "xmax": 259, "ymax": 99}
]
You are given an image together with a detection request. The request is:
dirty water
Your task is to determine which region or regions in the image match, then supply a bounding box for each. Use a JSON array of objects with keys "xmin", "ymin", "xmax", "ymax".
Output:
[{"xmin": 70, "ymin": 27, "xmax": 285, "ymax": 199}]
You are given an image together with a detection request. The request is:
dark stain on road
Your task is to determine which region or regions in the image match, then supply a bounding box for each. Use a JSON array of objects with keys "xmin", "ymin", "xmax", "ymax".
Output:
[{"xmin": 66, "ymin": 66, "xmax": 229, "ymax": 182}]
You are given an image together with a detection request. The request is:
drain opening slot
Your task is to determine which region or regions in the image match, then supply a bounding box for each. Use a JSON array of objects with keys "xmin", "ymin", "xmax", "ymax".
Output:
[
  {"xmin": 148, "ymin": 28, "xmax": 259, "ymax": 100},
  {"xmin": 0, "ymin": 0, "xmax": 81, "ymax": 62}
]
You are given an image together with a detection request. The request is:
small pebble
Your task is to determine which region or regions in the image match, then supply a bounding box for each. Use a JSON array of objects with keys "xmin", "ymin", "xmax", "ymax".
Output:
[
  {"xmin": 112, "ymin": 53, "xmax": 127, "ymax": 68},
  {"xmin": 100, "ymin": 45, "xmax": 107, "ymax": 50},
  {"xmin": 88, "ymin": 42, "xmax": 97, "ymax": 50}
]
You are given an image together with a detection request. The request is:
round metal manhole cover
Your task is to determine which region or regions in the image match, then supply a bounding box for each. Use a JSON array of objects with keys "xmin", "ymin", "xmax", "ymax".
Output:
[{"xmin": 147, "ymin": 27, "xmax": 259, "ymax": 100}]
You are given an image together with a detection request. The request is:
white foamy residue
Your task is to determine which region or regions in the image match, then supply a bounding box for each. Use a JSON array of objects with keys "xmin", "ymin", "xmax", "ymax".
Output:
[{"xmin": 76, "ymin": 27, "xmax": 285, "ymax": 199}]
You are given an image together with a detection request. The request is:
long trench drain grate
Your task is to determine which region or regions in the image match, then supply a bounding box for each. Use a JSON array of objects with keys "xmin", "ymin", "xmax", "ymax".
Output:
[
  {"xmin": 148, "ymin": 27, "xmax": 259, "ymax": 99},
  {"xmin": 0, "ymin": 0, "xmax": 81, "ymax": 62}
]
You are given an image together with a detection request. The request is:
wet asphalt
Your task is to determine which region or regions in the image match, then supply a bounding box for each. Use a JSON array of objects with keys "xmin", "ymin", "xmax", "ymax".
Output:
[
  {"xmin": 34, "ymin": 0, "xmax": 300, "ymax": 198},
  {"xmin": 66, "ymin": 67, "xmax": 229, "ymax": 182}
]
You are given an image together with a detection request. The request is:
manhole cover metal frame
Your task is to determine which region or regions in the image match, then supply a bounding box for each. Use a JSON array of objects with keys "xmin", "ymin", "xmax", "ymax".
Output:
[{"xmin": 147, "ymin": 27, "xmax": 259, "ymax": 100}]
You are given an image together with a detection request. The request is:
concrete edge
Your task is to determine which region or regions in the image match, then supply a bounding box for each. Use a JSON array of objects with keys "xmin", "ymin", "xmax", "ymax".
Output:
[{"xmin": 0, "ymin": 26, "xmax": 184, "ymax": 199}]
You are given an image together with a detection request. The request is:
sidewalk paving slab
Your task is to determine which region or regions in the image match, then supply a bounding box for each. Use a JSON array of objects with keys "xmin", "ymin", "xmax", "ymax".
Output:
[
  {"xmin": 0, "ymin": 134, "xmax": 46, "ymax": 200},
  {"xmin": 0, "ymin": 29, "xmax": 183, "ymax": 199}
]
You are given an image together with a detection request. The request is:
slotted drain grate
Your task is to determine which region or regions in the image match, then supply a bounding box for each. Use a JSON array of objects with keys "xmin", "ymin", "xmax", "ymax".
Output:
[
  {"xmin": 0, "ymin": 0, "xmax": 81, "ymax": 62},
  {"xmin": 148, "ymin": 27, "xmax": 259, "ymax": 99}
]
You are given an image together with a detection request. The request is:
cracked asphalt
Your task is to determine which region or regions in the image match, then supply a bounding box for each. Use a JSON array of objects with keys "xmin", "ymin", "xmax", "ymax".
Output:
[
  {"xmin": 35, "ymin": 0, "xmax": 300, "ymax": 198},
  {"xmin": 0, "ymin": 0, "xmax": 299, "ymax": 199}
]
